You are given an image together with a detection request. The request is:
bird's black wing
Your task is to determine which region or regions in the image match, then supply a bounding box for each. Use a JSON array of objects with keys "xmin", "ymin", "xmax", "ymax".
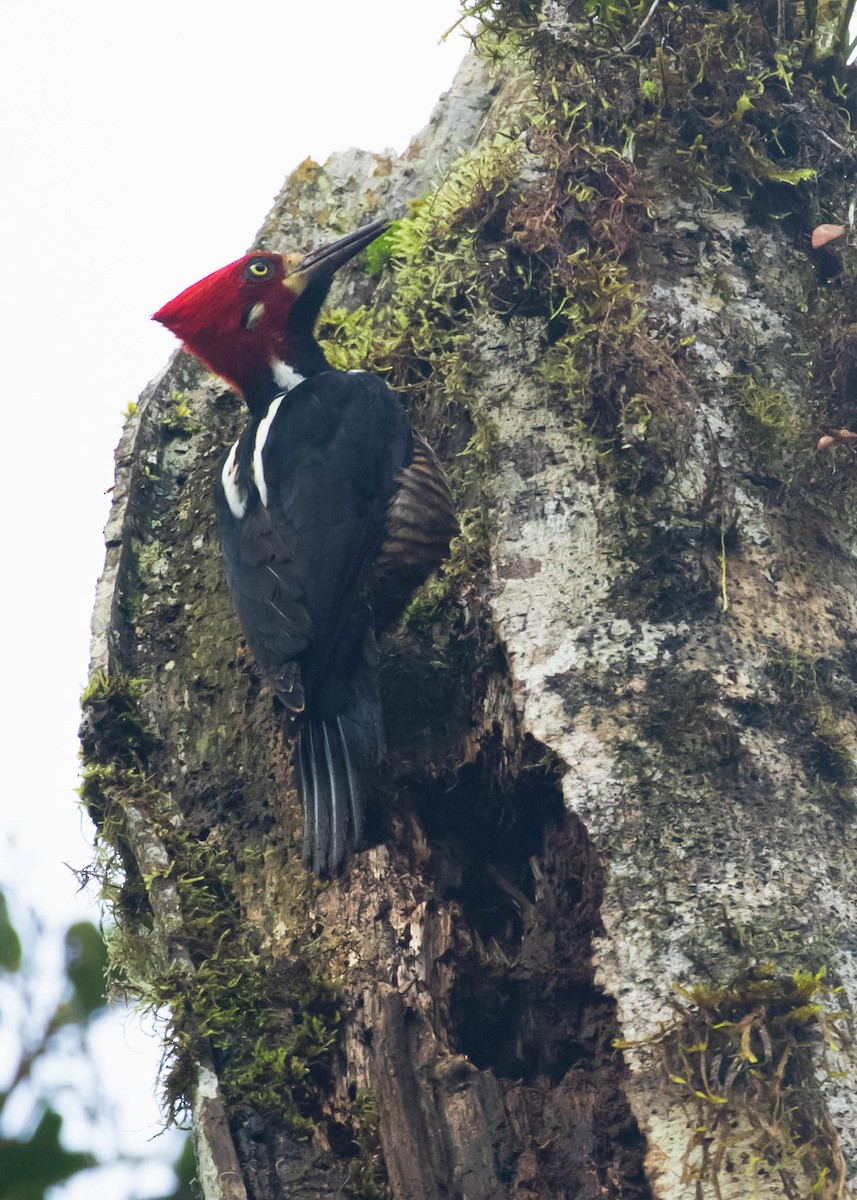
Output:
[
  {"xmin": 216, "ymin": 370, "xmax": 412, "ymax": 873},
  {"xmin": 216, "ymin": 453, "xmax": 312, "ymax": 712},
  {"xmin": 370, "ymin": 434, "xmax": 460, "ymax": 631},
  {"xmin": 217, "ymin": 370, "xmax": 410, "ymax": 700},
  {"xmin": 261, "ymin": 371, "xmax": 412, "ymax": 688}
]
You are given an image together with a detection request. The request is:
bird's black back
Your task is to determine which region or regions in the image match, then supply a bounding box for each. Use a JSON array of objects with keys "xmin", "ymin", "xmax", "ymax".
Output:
[
  {"xmin": 214, "ymin": 369, "xmax": 413, "ymax": 872},
  {"xmin": 216, "ymin": 370, "xmax": 411, "ymax": 702}
]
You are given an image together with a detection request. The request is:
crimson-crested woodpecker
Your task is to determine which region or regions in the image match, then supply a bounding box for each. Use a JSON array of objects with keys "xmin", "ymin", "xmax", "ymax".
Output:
[{"xmin": 153, "ymin": 219, "xmax": 458, "ymax": 874}]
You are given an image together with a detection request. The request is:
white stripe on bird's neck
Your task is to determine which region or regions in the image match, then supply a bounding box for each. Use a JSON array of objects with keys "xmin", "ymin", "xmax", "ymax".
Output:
[
  {"xmin": 225, "ymin": 365, "xmax": 304, "ymax": 518},
  {"xmin": 253, "ymin": 364, "xmax": 305, "ymax": 506},
  {"xmin": 252, "ymin": 395, "xmax": 286, "ymax": 508},
  {"xmin": 221, "ymin": 441, "xmax": 248, "ymax": 519}
]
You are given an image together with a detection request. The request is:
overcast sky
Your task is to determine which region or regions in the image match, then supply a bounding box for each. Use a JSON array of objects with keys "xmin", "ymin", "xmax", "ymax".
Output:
[{"xmin": 0, "ymin": 2, "xmax": 468, "ymax": 1194}]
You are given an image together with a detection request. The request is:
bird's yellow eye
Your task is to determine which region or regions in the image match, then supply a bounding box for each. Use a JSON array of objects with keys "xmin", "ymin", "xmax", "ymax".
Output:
[{"xmin": 245, "ymin": 259, "xmax": 271, "ymax": 279}]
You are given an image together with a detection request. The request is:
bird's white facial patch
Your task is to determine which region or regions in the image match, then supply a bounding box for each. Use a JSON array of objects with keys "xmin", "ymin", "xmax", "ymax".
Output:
[
  {"xmin": 253, "ymin": 395, "xmax": 285, "ymax": 508},
  {"xmin": 270, "ymin": 359, "xmax": 306, "ymax": 392},
  {"xmin": 245, "ymin": 302, "xmax": 266, "ymax": 330},
  {"xmin": 221, "ymin": 440, "xmax": 247, "ymax": 519}
]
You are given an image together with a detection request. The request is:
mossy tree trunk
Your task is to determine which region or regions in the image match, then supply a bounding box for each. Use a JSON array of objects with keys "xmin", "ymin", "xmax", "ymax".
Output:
[{"xmin": 83, "ymin": 5, "xmax": 857, "ymax": 1198}]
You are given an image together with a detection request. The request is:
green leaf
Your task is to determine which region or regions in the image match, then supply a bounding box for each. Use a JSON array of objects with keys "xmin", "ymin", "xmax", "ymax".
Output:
[
  {"xmin": 0, "ymin": 894, "xmax": 22, "ymax": 973},
  {"xmin": 735, "ymin": 92, "xmax": 754, "ymax": 119},
  {"xmin": 761, "ymin": 164, "xmax": 816, "ymax": 184},
  {"xmin": 362, "ymin": 222, "xmax": 403, "ymax": 277},
  {"xmin": 0, "ymin": 1109, "xmax": 96, "ymax": 1199},
  {"xmin": 63, "ymin": 922, "xmax": 107, "ymax": 1018}
]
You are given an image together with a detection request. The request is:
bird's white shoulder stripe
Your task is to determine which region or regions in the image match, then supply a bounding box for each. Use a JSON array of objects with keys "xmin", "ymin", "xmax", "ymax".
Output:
[
  {"xmin": 253, "ymin": 396, "xmax": 285, "ymax": 508},
  {"xmin": 221, "ymin": 441, "xmax": 247, "ymax": 519}
]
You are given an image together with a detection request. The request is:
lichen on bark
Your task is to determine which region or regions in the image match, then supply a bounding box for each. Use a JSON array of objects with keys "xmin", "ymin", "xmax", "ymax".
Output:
[{"xmin": 84, "ymin": 4, "xmax": 857, "ymax": 1198}]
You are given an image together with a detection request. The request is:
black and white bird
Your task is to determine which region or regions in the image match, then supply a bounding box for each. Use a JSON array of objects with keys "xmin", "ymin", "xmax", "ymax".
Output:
[{"xmin": 154, "ymin": 219, "xmax": 458, "ymax": 873}]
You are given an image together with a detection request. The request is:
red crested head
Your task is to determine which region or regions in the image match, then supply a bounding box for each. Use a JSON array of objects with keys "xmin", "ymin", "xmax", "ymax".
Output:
[
  {"xmin": 153, "ymin": 252, "xmax": 298, "ymax": 394},
  {"xmin": 153, "ymin": 218, "xmax": 390, "ymax": 407}
]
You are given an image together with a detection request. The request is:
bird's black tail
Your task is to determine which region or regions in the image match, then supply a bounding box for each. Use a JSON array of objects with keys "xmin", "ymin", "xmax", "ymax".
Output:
[{"xmin": 296, "ymin": 671, "xmax": 385, "ymax": 875}]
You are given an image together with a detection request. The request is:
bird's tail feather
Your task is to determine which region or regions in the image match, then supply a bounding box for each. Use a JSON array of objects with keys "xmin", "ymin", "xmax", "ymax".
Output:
[{"xmin": 296, "ymin": 677, "xmax": 384, "ymax": 875}]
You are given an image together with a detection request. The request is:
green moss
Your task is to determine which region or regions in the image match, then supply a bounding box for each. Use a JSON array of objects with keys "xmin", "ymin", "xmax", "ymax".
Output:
[
  {"xmin": 734, "ymin": 374, "xmax": 812, "ymax": 483},
  {"xmin": 347, "ymin": 1089, "xmax": 391, "ymax": 1199},
  {"xmin": 632, "ymin": 5, "xmax": 853, "ymax": 207},
  {"xmin": 459, "ymin": 0, "xmax": 542, "ymax": 37},
  {"xmin": 444, "ymin": 0, "xmax": 857, "ymax": 510},
  {"xmin": 628, "ymin": 964, "xmax": 853, "ymax": 1199},
  {"xmin": 317, "ymin": 133, "xmax": 529, "ymax": 675},
  {"xmin": 161, "ymin": 390, "xmax": 196, "ymax": 438},
  {"xmin": 487, "ymin": 1, "xmax": 855, "ymax": 218},
  {"xmin": 319, "ymin": 133, "xmax": 525, "ymax": 404},
  {"xmin": 79, "ymin": 670, "xmax": 340, "ymax": 1133},
  {"xmin": 766, "ymin": 650, "xmax": 820, "ymax": 699},
  {"xmin": 766, "ymin": 652, "xmax": 857, "ymax": 800},
  {"xmin": 361, "ymin": 222, "xmax": 401, "ymax": 277},
  {"xmin": 132, "ymin": 536, "xmax": 166, "ymax": 586},
  {"xmin": 157, "ymin": 836, "xmax": 339, "ymax": 1133},
  {"xmin": 81, "ymin": 671, "xmax": 144, "ymax": 709},
  {"xmin": 80, "ymin": 673, "xmax": 152, "ymax": 765}
]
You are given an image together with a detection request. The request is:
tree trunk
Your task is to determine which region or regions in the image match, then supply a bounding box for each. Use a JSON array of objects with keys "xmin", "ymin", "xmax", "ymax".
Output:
[{"xmin": 82, "ymin": 6, "xmax": 857, "ymax": 1199}]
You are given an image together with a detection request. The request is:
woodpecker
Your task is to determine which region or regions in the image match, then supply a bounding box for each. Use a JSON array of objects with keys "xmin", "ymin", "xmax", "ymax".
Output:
[{"xmin": 153, "ymin": 218, "xmax": 458, "ymax": 874}]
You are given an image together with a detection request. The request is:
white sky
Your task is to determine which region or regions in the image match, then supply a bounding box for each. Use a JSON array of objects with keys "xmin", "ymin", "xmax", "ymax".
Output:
[{"xmin": 0, "ymin": 1, "xmax": 468, "ymax": 1194}]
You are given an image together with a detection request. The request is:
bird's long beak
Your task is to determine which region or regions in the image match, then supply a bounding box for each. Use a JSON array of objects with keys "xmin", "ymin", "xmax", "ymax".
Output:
[{"xmin": 284, "ymin": 217, "xmax": 390, "ymax": 293}]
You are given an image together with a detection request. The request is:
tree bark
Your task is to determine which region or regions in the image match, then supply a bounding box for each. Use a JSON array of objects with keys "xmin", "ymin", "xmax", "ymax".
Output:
[{"xmin": 84, "ymin": 6, "xmax": 857, "ymax": 1199}]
